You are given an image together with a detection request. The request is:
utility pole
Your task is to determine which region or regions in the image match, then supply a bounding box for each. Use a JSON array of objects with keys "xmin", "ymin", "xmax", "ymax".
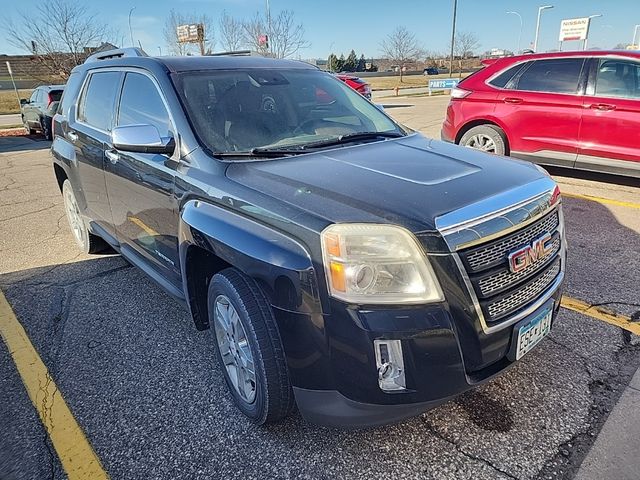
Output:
[
  {"xmin": 533, "ymin": 5, "xmax": 554, "ymax": 53},
  {"xmin": 266, "ymin": 0, "xmax": 272, "ymax": 56},
  {"xmin": 448, "ymin": 0, "xmax": 458, "ymax": 76},
  {"xmin": 634, "ymin": 24, "xmax": 640, "ymax": 47}
]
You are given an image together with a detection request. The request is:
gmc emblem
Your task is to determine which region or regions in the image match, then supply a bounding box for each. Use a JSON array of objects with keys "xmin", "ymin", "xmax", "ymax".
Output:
[{"xmin": 508, "ymin": 233, "xmax": 554, "ymax": 273}]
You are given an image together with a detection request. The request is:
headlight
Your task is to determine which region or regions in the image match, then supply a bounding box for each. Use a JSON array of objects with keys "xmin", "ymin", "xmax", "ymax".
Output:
[{"xmin": 321, "ymin": 223, "xmax": 444, "ymax": 304}]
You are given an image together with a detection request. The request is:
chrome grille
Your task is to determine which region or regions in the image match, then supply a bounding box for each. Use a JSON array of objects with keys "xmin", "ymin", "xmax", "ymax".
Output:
[
  {"xmin": 465, "ymin": 212, "xmax": 559, "ymax": 272},
  {"xmin": 457, "ymin": 208, "xmax": 563, "ymax": 326},
  {"xmin": 477, "ymin": 235, "xmax": 561, "ymax": 297},
  {"xmin": 487, "ymin": 260, "xmax": 561, "ymax": 319}
]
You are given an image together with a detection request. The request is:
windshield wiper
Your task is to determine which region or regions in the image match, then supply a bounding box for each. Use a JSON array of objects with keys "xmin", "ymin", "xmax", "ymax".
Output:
[
  {"xmin": 294, "ymin": 131, "xmax": 405, "ymax": 150},
  {"xmin": 212, "ymin": 148, "xmax": 305, "ymax": 158}
]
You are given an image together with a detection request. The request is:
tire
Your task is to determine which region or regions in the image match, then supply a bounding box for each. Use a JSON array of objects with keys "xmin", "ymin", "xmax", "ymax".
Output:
[
  {"xmin": 208, "ymin": 268, "xmax": 294, "ymax": 424},
  {"xmin": 61, "ymin": 180, "xmax": 107, "ymax": 254},
  {"xmin": 41, "ymin": 117, "xmax": 52, "ymax": 140},
  {"xmin": 459, "ymin": 125, "xmax": 507, "ymax": 156},
  {"xmin": 22, "ymin": 116, "xmax": 37, "ymax": 135}
]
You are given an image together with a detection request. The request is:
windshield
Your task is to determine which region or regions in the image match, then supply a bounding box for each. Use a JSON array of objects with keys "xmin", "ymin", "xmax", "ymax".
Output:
[{"xmin": 174, "ymin": 68, "xmax": 404, "ymax": 155}]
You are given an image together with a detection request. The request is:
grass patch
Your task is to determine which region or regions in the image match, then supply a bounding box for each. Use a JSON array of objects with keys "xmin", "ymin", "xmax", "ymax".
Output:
[
  {"xmin": 0, "ymin": 89, "xmax": 33, "ymax": 114},
  {"xmin": 367, "ymin": 73, "xmax": 470, "ymax": 91}
]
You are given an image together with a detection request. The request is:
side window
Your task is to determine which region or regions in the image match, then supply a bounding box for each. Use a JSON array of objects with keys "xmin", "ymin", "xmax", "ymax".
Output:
[
  {"xmin": 29, "ymin": 90, "xmax": 39, "ymax": 103},
  {"xmin": 595, "ymin": 59, "xmax": 640, "ymax": 99},
  {"xmin": 117, "ymin": 72, "xmax": 172, "ymax": 138},
  {"xmin": 514, "ymin": 58, "xmax": 585, "ymax": 94},
  {"xmin": 78, "ymin": 71, "xmax": 121, "ymax": 131},
  {"xmin": 489, "ymin": 63, "xmax": 528, "ymax": 88},
  {"xmin": 59, "ymin": 72, "xmax": 83, "ymax": 117}
]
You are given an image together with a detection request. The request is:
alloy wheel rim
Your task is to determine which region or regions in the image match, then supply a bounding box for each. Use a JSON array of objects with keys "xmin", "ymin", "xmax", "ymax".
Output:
[
  {"xmin": 465, "ymin": 134, "xmax": 497, "ymax": 153},
  {"xmin": 213, "ymin": 295, "xmax": 257, "ymax": 404},
  {"xmin": 63, "ymin": 186, "xmax": 85, "ymax": 247}
]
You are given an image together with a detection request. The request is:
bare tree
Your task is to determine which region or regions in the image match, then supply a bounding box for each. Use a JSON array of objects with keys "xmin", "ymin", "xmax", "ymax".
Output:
[
  {"xmin": 242, "ymin": 10, "xmax": 309, "ymax": 59},
  {"xmin": 3, "ymin": 0, "xmax": 116, "ymax": 79},
  {"xmin": 380, "ymin": 26, "xmax": 424, "ymax": 81},
  {"xmin": 218, "ymin": 11, "xmax": 244, "ymax": 52},
  {"xmin": 455, "ymin": 31, "xmax": 480, "ymax": 58},
  {"xmin": 163, "ymin": 9, "xmax": 214, "ymax": 55}
]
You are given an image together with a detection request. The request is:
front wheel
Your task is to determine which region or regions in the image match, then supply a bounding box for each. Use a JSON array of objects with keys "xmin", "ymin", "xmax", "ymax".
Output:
[
  {"xmin": 459, "ymin": 125, "xmax": 507, "ymax": 156},
  {"xmin": 208, "ymin": 268, "xmax": 294, "ymax": 424}
]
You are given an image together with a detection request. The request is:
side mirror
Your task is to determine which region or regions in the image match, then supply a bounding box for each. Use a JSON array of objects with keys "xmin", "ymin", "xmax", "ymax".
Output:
[
  {"xmin": 20, "ymin": 99, "xmax": 28, "ymax": 106},
  {"xmin": 112, "ymin": 124, "xmax": 175, "ymax": 155}
]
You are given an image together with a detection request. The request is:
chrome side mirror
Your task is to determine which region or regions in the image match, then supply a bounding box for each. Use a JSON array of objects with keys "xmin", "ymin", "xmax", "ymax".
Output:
[{"xmin": 112, "ymin": 124, "xmax": 175, "ymax": 155}]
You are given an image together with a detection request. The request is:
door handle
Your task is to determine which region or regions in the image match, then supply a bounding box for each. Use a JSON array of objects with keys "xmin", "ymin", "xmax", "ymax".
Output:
[
  {"xmin": 67, "ymin": 131, "xmax": 78, "ymax": 142},
  {"xmin": 503, "ymin": 97, "xmax": 523, "ymax": 104},
  {"xmin": 105, "ymin": 150, "xmax": 119, "ymax": 164},
  {"xmin": 589, "ymin": 103, "xmax": 616, "ymax": 111}
]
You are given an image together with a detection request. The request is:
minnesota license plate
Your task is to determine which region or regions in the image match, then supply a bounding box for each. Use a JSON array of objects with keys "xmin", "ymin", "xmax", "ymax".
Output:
[{"xmin": 515, "ymin": 309, "xmax": 552, "ymax": 360}]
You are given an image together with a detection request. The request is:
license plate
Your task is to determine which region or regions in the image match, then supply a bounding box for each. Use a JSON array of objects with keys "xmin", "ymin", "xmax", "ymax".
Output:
[{"xmin": 515, "ymin": 309, "xmax": 552, "ymax": 360}]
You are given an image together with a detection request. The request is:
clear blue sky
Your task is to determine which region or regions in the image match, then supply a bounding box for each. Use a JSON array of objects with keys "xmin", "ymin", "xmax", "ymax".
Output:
[{"xmin": 3, "ymin": 0, "xmax": 638, "ymax": 58}]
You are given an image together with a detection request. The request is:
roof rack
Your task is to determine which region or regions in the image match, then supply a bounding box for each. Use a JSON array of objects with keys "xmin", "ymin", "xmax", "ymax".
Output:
[
  {"xmin": 84, "ymin": 47, "xmax": 148, "ymax": 64},
  {"xmin": 208, "ymin": 50, "xmax": 254, "ymax": 57}
]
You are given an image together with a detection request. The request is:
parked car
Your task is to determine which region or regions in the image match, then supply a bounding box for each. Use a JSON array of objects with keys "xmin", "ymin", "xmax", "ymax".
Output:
[
  {"xmin": 21, "ymin": 85, "xmax": 64, "ymax": 140},
  {"xmin": 52, "ymin": 48, "xmax": 565, "ymax": 428},
  {"xmin": 423, "ymin": 67, "xmax": 439, "ymax": 75},
  {"xmin": 335, "ymin": 73, "xmax": 372, "ymax": 99},
  {"xmin": 441, "ymin": 50, "xmax": 640, "ymax": 178}
]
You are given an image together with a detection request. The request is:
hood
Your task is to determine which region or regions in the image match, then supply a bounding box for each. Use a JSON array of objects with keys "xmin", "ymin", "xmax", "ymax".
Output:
[{"xmin": 225, "ymin": 133, "xmax": 551, "ymax": 233}]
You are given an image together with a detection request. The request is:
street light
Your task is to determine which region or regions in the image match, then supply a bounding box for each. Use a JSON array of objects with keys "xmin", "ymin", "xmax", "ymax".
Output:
[
  {"xmin": 634, "ymin": 25, "xmax": 640, "ymax": 47},
  {"xmin": 506, "ymin": 11, "xmax": 523, "ymax": 53},
  {"xmin": 533, "ymin": 5, "xmax": 554, "ymax": 53},
  {"xmin": 583, "ymin": 14, "xmax": 602, "ymax": 50},
  {"xmin": 128, "ymin": 7, "xmax": 136, "ymax": 47},
  {"xmin": 449, "ymin": 0, "xmax": 458, "ymax": 76}
]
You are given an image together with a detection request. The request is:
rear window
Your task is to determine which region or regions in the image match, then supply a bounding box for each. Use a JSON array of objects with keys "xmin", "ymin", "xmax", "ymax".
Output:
[
  {"xmin": 513, "ymin": 58, "xmax": 585, "ymax": 94},
  {"xmin": 59, "ymin": 72, "xmax": 83, "ymax": 117},
  {"xmin": 595, "ymin": 59, "xmax": 640, "ymax": 99},
  {"xmin": 49, "ymin": 90, "xmax": 63, "ymax": 102}
]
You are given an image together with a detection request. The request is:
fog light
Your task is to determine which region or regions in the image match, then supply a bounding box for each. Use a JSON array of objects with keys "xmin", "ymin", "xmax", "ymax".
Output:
[{"xmin": 374, "ymin": 339, "xmax": 406, "ymax": 391}]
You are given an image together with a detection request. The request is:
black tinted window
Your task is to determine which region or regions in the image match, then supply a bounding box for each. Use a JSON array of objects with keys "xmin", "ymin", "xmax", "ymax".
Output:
[
  {"xmin": 595, "ymin": 59, "xmax": 640, "ymax": 99},
  {"xmin": 515, "ymin": 58, "xmax": 585, "ymax": 94},
  {"xmin": 489, "ymin": 63, "xmax": 526, "ymax": 88},
  {"xmin": 117, "ymin": 73, "xmax": 172, "ymax": 137},
  {"xmin": 79, "ymin": 71, "xmax": 121, "ymax": 131},
  {"xmin": 49, "ymin": 90, "xmax": 63, "ymax": 102}
]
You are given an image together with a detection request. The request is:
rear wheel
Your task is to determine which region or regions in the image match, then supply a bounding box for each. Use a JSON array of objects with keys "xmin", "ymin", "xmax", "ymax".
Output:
[
  {"xmin": 208, "ymin": 268, "xmax": 294, "ymax": 424},
  {"xmin": 41, "ymin": 117, "xmax": 52, "ymax": 140},
  {"xmin": 61, "ymin": 180, "xmax": 107, "ymax": 254},
  {"xmin": 460, "ymin": 125, "xmax": 507, "ymax": 156},
  {"xmin": 22, "ymin": 116, "xmax": 36, "ymax": 135}
]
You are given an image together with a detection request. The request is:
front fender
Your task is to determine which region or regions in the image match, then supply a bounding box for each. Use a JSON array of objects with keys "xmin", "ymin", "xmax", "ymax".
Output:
[{"xmin": 179, "ymin": 199, "xmax": 322, "ymax": 325}]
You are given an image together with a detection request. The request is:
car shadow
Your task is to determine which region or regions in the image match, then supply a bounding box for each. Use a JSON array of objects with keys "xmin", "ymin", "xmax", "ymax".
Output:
[
  {"xmin": 546, "ymin": 166, "xmax": 639, "ymax": 188},
  {"xmin": 0, "ymin": 135, "xmax": 50, "ymax": 153}
]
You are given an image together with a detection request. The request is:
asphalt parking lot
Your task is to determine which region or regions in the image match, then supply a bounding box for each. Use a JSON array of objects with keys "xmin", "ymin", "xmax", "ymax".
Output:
[{"xmin": 1, "ymin": 105, "xmax": 639, "ymax": 479}]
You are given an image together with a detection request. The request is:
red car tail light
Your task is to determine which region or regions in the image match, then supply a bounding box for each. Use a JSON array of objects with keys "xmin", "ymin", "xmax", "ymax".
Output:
[{"xmin": 450, "ymin": 87, "xmax": 472, "ymax": 99}]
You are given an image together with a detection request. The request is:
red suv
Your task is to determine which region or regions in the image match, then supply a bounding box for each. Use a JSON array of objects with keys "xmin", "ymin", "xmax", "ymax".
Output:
[
  {"xmin": 441, "ymin": 51, "xmax": 640, "ymax": 178},
  {"xmin": 336, "ymin": 74, "xmax": 372, "ymax": 99}
]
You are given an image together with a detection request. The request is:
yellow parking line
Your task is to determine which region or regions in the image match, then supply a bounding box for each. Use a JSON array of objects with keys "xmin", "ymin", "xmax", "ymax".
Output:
[
  {"xmin": 128, "ymin": 216, "xmax": 159, "ymax": 236},
  {"xmin": 0, "ymin": 290, "xmax": 109, "ymax": 480},
  {"xmin": 561, "ymin": 295, "xmax": 640, "ymax": 336},
  {"xmin": 562, "ymin": 192, "xmax": 640, "ymax": 210}
]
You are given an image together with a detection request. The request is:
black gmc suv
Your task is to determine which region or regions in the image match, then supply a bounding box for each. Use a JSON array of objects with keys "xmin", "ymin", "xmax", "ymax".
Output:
[{"xmin": 51, "ymin": 48, "xmax": 566, "ymax": 428}]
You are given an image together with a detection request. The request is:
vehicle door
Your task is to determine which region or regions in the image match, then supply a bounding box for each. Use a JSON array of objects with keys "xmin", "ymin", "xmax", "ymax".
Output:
[
  {"xmin": 67, "ymin": 70, "xmax": 122, "ymax": 236},
  {"xmin": 24, "ymin": 89, "xmax": 40, "ymax": 127},
  {"xmin": 492, "ymin": 57, "xmax": 587, "ymax": 167},
  {"xmin": 578, "ymin": 57, "xmax": 640, "ymax": 175},
  {"xmin": 105, "ymin": 70, "xmax": 181, "ymax": 286}
]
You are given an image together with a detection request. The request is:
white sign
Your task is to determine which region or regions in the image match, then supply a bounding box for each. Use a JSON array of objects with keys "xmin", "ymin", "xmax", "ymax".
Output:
[
  {"xmin": 559, "ymin": 17, "xmax": 591, "ymax": 42},
  {"xmin": 177, "ymin": 24, "xmax": 202, "ymax": 43}
]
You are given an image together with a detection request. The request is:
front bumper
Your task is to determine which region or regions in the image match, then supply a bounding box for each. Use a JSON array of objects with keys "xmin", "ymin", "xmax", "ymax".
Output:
[{"xmin": 274, "ymin": 284, "xmax": 563, "ymax": 428}]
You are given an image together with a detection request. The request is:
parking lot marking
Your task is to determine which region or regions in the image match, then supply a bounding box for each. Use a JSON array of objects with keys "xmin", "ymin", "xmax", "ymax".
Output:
[
  {"xmin": 563, "ymin": 192, "xmax": 640, "ymax": 210},
  {"xmin": 0, "ymin": 290, "xmax": 109, "ymax": 480},
  {"xmin": 561, "ymin": 295, "xmax": 640, "ymax": 336},
  {"xmin": 128, "ymin": 215, "xmax": 159, "ymax": 236}
]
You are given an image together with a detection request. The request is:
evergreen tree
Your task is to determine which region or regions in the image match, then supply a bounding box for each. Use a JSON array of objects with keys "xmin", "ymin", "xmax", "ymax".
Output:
[
  {"xmin": 344, "ymin": 49, "xmax": 358, "ymax": 72},
  {"xmin": 356, "ymin": 54, "xmax": 367, "ymax": 72},
  {"xmin": 335, "ymin": 54, "xmax": 346, "ymax": 72},
  {"xmin": 327, "ymin": 53, "xmax": 338, "ymax": 72}
]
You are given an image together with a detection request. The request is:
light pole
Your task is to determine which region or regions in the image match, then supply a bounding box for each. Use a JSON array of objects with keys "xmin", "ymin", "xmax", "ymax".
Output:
[
  {"xmin": 506, "ymin": 11, "xmax": 523, "ymax": 53},
  {"xmin": 448, "ymin": 0, "xmax": 458, "ymax": 76},
  {"xmin": 634, "ymin": 25, "xmax": 640, "ymax": 47},
  {"xmin": 583, "ymin": 14, "xmax": 602, "ymax": 50},
  {"xmin": 533, "ymin": 5, "xmax": 554, "ymax": 53},
  {"xmin": 128, "ymin": 7, "xmax": 136, "ymax": 47}
]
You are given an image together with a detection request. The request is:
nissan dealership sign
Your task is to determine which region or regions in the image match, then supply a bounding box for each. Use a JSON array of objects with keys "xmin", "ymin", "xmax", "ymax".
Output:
[{"xmin": 558, "ymin": 17, "xmax": 591, "ymax": 42}]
